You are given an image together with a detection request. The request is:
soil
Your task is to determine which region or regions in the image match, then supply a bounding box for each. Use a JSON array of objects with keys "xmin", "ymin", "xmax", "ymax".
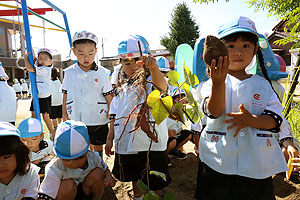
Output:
[{"xmin": 16, "ymin": 98, "xmax": 300, "ymax": 200}]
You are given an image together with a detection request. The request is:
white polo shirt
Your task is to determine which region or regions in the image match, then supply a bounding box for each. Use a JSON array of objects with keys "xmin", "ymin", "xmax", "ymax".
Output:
[
  {"xmin": 13, "ymin": 82, "xmax": 22, "ymax": 93},
  {"xmin": 62, "ymin": 63, "xmax": 113, "ymax": 126},
  {"xmin": 50, "ymin": 79, "xmax": 62, "ymax": 106},
  {"xmin": 21, "ymin": 82, "xmax": 29, "ymax": 92},
  {"xmin": 167, "ymin": 118, "xmax": 183, "ymax": 134},
  {"xmin": 35, "ymin": 66, "xmax": 52, "ymax": 98},
  {"xmin": 199, "ymin": 74, "xmax": 287, "ymax": 179},
  {"xmin": 0, "ymin": 81, "xmax": 16, "ymax": 122},
  {"xmin": 39, "ymin": 151, "xmax": 107, "ymax": 199},
  {"xmin": 30, "ymin": 140, "xmax": 53, "ymax": 163},
  {"xmin": 0, "ymin": 163, "xmax": 40, "ymax": 200},
  {"xmin": 110, "ymin": 77, "xmax": 168, "ymax": 154}
]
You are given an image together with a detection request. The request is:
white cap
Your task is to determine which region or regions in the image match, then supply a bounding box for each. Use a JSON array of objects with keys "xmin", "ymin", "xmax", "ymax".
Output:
[
  {"xmin": 37, "ymin": 48, "xmax": 53, "ymax": 58},
  {"xmin": 156, "ymin": 56, "xmax": 170, "ymax": 72},
  {"xmin": 72, "ymin": 31, "xmax": 98, "ymax": 46}
]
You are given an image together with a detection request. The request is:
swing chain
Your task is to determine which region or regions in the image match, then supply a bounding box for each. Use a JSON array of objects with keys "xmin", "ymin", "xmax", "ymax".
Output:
[
  {"xmin": 12, "ymin": 15, "xmax": 17, "ymax": 58},
  {"xmin": 43, "ymin": 19, "xmax": 46, "ymax": 47}
]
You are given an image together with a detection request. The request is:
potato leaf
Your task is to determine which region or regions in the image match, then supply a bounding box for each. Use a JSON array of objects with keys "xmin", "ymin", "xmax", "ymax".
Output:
[{"xmin": 147, "ymin": 90, "xmax": 173, "ymax": 125}]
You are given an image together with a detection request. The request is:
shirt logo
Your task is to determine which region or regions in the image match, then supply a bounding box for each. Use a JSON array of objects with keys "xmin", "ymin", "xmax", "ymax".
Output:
[
  {"xmin": 266, "ymin": 139, "xmax": 272, "ymax": 147},
  {"xmin": 211, "ymin": 135, "xmax": 219, "ymax": 143},
  {"xmin": 253, "ymin": 93, "xmax": 260, "ymax": 100},
  {"xmin": 95, "ymin": 78, "xmax": 98, "ymax": 83},
  {"xmin": 21, "ymin": 189, "xmax": 26, "ymax": 194}
]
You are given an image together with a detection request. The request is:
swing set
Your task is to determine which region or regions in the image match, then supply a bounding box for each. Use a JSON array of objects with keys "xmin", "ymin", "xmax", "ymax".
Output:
[{"xmin": 0, "ymin": 0, "xmax": 72, "ymax": 120}]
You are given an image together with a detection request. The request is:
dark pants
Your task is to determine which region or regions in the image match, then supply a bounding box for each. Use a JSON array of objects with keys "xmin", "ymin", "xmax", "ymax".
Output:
[{"xmin": 194, "ymin": 161, "xmax": 276, "ymax": 200}]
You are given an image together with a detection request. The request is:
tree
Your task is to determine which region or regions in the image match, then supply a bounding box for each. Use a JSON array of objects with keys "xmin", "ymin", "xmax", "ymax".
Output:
[
  {"xmin": 161, "ymin": 3, "xmax": 200, "ymax": 58},
  {"xmin": 193, "ymin": 0, "xmax": 300, "ymax": 49}
]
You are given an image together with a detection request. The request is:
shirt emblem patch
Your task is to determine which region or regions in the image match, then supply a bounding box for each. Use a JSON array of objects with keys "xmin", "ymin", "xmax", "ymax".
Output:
[
  {"xmin": 95, "ymin": 78, "xmax": 98, "ymax": 83},
  {"xmin": 266, "ymin": 139, "xmax": 272, "ymax": 147},
  {"xmin": 211, "ymin": 135, "xmax": 219, "ymax": 142},
  {"xmin": 21, "ymin": 189, "xmax": 26, "ymax": 194},
  {"xmin": 254, "ymin": 93, "xmax": 260, "ymax": 100}
]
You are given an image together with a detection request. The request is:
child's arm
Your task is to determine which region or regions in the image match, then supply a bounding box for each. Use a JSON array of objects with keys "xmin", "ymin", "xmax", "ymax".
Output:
[
  {"xmin": 105, "ymin": 118, "xmax": 115, "ymax": 157},
  {"xmin": 103, "ymin": 168, "xmax": 116, "ymax": 187},
  {"xmin": 283, "ymin": 139, "xmax": 299, "ymax": 159},
  {"xmin": 206, "ymin": 56, "xmax": 228, "ymax": 117},
  {"xmin": 62, "ymin": 93, "xmax": 70, "ymax": 121},
  {"xmin": 24, "ymin": 52, "xmax": 35, "ymax": 72},
  {"xmin": 104, "ymin": 94, "xmax": 113, "ymax": 118},
  {"xmin": 137, "ymin": 55, "xmax": 168, "ymax": 92}
]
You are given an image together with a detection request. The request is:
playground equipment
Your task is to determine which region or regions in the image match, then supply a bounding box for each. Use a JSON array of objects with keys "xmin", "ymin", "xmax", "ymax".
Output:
[{"xmin": 0, "ymin": 0, "xmax": 72, "ymax": 120}]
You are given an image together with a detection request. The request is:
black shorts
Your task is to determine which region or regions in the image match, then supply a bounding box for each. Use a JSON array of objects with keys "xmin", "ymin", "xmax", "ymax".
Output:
[
  {"xmin": 16, "ymin": 92, "xmax": 21, "ymax": 95},
  {"xmin": 87, "ymin": 124, "xmax": 109, "ymax": 145},
  {"xmin": 50, "ymin": 105, "xmax": 62, "ymax": 119},
  {"xmin": 75, "ymin": 182, "xmax": 92, "ymax": 200},
  {"xmin": 194, "ymin": 161, "xmax": 275, "ymax": 200},
  {"xmin": 30, "ymin": 95, "xmax": 51, "ymax": 114},
  {"xmin": 22, "ymin": 91, "xmax": 28, "ymax": 94},
  {"xmin": 112, "ymin": 151, "xmax": 171, "ymax": 191}
]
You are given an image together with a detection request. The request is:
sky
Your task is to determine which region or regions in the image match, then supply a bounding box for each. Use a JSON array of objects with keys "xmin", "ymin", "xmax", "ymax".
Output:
[{"xmin": 2, "ymin": 0, "xmax": 281, "ymax": 61}]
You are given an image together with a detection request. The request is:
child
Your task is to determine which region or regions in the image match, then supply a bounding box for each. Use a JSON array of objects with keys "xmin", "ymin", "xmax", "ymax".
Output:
[
  {"xmin": 105, "ymin": 35, "xmax": 170, "ymax": 199},
  {"xmin": 194, "ymin": 16, "xmax": 287, "ymax": 200},
  {"xmin": 0, "ymin": 61, "xmax": 17, "ymax": 125},
  {"xmin": 0, "ymin": 122, "xmax": 40, "ymax": 199},
  {"xmin": 18, "ymin": 118, "xmax": 53, "ymax": 174},
  {"xmin": 21, "ymin": 78, "xmax": 29, "ymax": 99},
  {"xmin": 12, "ymin": 78, "xmax": 22, "ymax": 99},
  {"xmin": 50, "ymin": 67, "xmax": 62, "ymax": 132},
  {"xmin": 167, "ymin": 88, "xmax": 192, "ymax": 160},
  {"xmin": 38, "ymin": 120, "xmax": 115, "ymax": 200},
  {"xmin": 24, "ymin": 48, "xmax": 55, "ymax": 138},
  {"xmin": 62, "ymin": 31, "xmax": 113, "ymax": 158}
]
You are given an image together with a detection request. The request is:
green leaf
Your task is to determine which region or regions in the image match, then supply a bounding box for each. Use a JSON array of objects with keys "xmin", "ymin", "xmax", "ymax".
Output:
[
  {"xmin": 164, "ymin": 191, "xmax": 176, "ymax": 200},
  {"xmin": 137, "ymin": 179, "xmax": 148, "ymax": 193},
  {"xmin": 183, "ymin": 65, "xmax": 199, "ymax": 87},
  {"xmin": 182, "ymin": 84, "xmax": 195, "ymax": 105},
  {"xmin": 167, "ymin": 71, "xmax": 180, "ymax": 86},
  {"xmin": 143, "ymin": 192, "xmax": 160, "ymax": 200},
  {"xmin": 185, "ymin": 106, "xmax": 200, "ymax": 123},
  {"xmin": 147, "ymin": 90, "xmax": 173, "ymax": 125},
  {"xmin": 149, "ymin": 171, "xmax": 167, "ymax": 182},
  {"xmin": 173, "ymin": 102, "xmax": 185, "ymax": 123}
]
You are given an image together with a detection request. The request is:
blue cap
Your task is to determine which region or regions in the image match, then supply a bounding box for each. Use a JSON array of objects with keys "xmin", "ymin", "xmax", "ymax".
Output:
[
  {"xmin": 118, "ymin": 35, "xmax": 150, "ymax": 59},
  {"xmin": 0, "ymin": 122, "xmax": 20, "ymax": 137},
  {"xmin": 218, "ymin": 16, "xmax": 258, "ymax": 39},
  {"xmin": 156, "ymin": 56, "xmax": 170, "ymax": 72},
  {"xmin": 54, "ymin": 120, "xmax": 89, "ymax": 159},
  {"xmin": 18, "ymin": 118, "xmax": 43, "ymax": 138}
]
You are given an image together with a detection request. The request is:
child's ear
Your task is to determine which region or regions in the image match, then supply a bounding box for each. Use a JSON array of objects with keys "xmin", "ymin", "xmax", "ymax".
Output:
[
  {"xmin": 72, "ymin": 47, "xmax": 76, "ymax": 55},
  {"xmin": 41, "ymin": 132, "xmax": 45, "ymax": 138}
]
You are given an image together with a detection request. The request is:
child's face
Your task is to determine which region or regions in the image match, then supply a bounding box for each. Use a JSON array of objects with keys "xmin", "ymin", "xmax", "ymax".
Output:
[
  {"xmin": 225, "ymin": 37, "xmax": 257, "ymax": 72},
  {"xmin": 38, "ymin": 53, "xmax": 52, "ymax": 66},
  {"xmin": 61, "ymin": 153, "xmax": 87, "ymax": 169},
  {"xmin": 73, "ymin": 43, "xmax": 97, "ymax": 69},
  {"xmin": 20, "ymin": 134, "xmax": 43, "ymax": 152},
  {"xmin": 121, "ymin": 58, "xmax": 142, "ymax": 77},
  {"xmin": 0, "ymin": 154, "xmax": 17, "ymax": 184}
]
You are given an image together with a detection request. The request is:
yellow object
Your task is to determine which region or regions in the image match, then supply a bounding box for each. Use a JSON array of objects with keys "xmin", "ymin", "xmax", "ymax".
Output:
[
  {"xmin": 286, "ymin": 157, "xmax": 294, "ymax": 180},
  {"xmin": 0, "ymin": 18, "xmax": 65, "ymax": 32}
]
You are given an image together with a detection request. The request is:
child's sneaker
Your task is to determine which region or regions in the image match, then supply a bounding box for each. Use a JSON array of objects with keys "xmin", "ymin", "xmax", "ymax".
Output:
[
  {"xmin": 168, "ymin": 157, "xmax": 172, "ymax": 166},
  {"xmin": 169, "ymin": 149, "xmax": 187, "ymax": 160}
]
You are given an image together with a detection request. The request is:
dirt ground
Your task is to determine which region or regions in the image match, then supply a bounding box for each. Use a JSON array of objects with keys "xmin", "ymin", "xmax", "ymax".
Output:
[{"xmin": 16, "ymin": 98, "xmax": 300, "ymax": 200}]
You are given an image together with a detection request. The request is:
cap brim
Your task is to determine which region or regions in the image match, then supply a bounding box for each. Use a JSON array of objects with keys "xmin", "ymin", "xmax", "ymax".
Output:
[
  {"xmin": 219, "ymin": 28, "xmax": 258, "ymax": 39},
  {"xmin": 53, "ymin": 145, "xmax": 89, "ymax": 159},
  {"xmin": 20, "ymin": 132, "xmax": 42, "ymax": 138}
]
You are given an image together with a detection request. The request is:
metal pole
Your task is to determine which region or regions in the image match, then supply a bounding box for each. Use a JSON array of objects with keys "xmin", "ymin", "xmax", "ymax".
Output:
[{"xmin": 20, "ymin": 0, "xmax": 41, "ymax": 120}]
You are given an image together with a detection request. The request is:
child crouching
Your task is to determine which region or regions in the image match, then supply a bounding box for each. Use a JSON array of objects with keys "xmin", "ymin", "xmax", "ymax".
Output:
[
  {"xmin": 38, "ymin": 120, "xmax": 115, "ymax": 200},
  {"xmin": 18, "ymin": 118, "xmax": 53, "ymax": 174}
]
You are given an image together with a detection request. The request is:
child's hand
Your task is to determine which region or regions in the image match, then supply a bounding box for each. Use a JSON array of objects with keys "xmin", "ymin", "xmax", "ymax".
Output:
[
  {"xmin": 24, "ymin": 52, "xmax": 35, "ymax": 72},
  {"xmin": 104, "ymin": 172, "xmax": 116, "ymax": 187},
  {"xmin": 285, "ymin": 141, "xmax": 299, "ymax": 159},
  {"xmin": 136, "ymin": 55, "xmax": 157, "ymax": 70},
  {"xmin": 105, "ymin": 139, "xmax": 114, "ymax": 157},
  {"xmin": 208, "ymin": 56, "xmax": 228, "ymax": 86},
  {"xmin": 224, "ymin": 104, "xmax": 253, "ymax": 137},
  {"xmin": 292, "ymin": 157, "xmax": 300, "ymax": 172}
]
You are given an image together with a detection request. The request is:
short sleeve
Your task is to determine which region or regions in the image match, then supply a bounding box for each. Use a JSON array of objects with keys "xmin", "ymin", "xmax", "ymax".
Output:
[
  {"xmin": 24, "ymin": 164, "xmax": 40, "ymax": 199},
  {"xmin": 39, "ymin": 164, "xmax": 62, "ymax": 199},
  {"xmin": 109, "ymin": 97, "xmax": 117, "ymax": 115},
  {"xmin": 100, "ymin": 69, "xmax": 113, "ymax": 95},
  {"xmin": 61, "ymin": 72, "xmax": 69, "ymax": 92}
]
